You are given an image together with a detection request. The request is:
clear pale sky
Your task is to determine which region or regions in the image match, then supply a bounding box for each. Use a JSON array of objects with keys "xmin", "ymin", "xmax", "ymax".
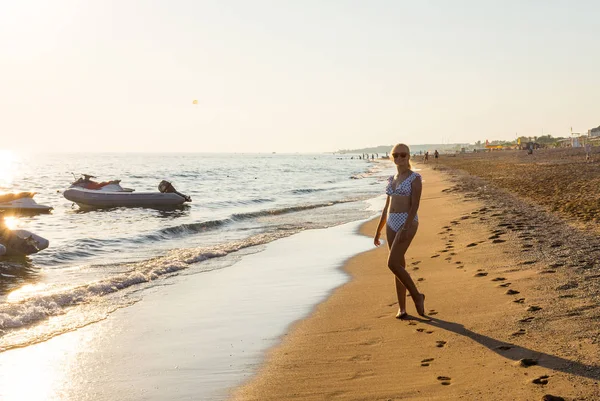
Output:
[{"xmin": 1, "ymin": 1, "xmax": 599, "ymax": 153}]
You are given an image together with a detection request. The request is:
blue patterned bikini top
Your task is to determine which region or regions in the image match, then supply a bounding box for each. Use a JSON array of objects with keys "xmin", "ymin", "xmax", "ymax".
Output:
[{"xmin": 386, "ymin": 172, "xmax": 421, "ymax": 196}]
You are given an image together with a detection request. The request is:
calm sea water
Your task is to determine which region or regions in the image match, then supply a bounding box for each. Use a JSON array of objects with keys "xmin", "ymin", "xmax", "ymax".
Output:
[{"xmin": 0, "ymin": 153, "xmax": 391, "ymax": 351}]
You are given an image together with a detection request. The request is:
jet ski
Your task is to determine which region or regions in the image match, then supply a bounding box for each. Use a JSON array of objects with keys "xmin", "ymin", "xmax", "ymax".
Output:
[
  {"xmin": 69, "ymin": 174, "xmax": 135, "ymax": 192},
  {"xmin": 0, "ymin": 215, "xmax": 49, "ymax": 255},
  {"xmin": 64, "ymin": 175, "xmax": 191, "ymax": 209},
  {"xmin": 0, "ymin": 192, "xmax": 53, "ymax": 215}
]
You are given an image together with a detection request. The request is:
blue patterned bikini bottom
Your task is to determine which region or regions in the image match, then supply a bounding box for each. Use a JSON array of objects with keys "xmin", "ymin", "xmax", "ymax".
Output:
[{"xmin": 387, "ymin": 212, "xmax": 418, "ymax": 232}]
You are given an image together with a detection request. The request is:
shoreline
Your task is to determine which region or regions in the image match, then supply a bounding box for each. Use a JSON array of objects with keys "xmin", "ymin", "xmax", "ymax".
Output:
[
  {"xmin": 0, "ymin": 218, "xmax": 381, "ymax": 401},
  {"xmin": 231, "ymin": 165, "xmax": 600, "ymax": 400}
]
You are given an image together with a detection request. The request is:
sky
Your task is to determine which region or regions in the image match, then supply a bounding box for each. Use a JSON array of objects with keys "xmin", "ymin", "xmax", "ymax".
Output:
[{"xmin": 1, "ymin": 0, "xmax": 599, "ymax": 153}]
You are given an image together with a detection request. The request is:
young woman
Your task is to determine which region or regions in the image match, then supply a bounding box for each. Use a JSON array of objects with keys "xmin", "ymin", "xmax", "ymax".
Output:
[{"xmin": 374, "ymin": 144, "xmax": 426, "ymax": 318}]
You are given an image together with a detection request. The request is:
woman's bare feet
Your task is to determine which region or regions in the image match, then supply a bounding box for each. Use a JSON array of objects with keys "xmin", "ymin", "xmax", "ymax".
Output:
[
  {"xmin": 414, "ymin": 293, "xmax": 426, "ymax": 316},
  {"xmin": 396, "ymin": 310, "xmax": 408, "ymax": 319}
]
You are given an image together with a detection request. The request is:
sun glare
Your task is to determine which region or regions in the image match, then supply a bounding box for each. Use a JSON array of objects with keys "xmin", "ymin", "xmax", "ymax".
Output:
[
  {"xmin": 2, "ymin": 216, "xmax": 19, "ymax": 230},
  {"xmin": 6, "ymin": 283, "xmax": 49, "ymax": 303},
  {"xmin": 0, "ymin": 150, "xmax": 19, "ymax": 187}
]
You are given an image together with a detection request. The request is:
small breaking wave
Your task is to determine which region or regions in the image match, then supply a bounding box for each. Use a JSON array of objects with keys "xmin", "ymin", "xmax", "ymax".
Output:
[
  {"xmin": 0, "ymin": 229, "xmax": 300, "ymax": 351},
  {"xmin": 289, "ymin": 188, "xmax": 327, "ymax": 195}
]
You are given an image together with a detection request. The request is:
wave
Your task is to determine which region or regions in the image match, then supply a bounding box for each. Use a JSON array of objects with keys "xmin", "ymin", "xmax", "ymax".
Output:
[
  {"xmin": 289, "ymin": 188, "xmax": 327, "ymax": 195},
  {"xmin": 203, "ymin": 198, "xmax": 275, "ymax": 208},
  {"xmin": 0, "ymin": 230, "xmax": 300, "ymax": 351},
  {"xmin": 36, "ymin": 200, "xmax": 359, "ymax": 266}
]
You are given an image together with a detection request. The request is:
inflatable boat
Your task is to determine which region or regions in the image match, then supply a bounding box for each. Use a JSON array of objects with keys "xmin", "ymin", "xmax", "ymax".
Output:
[
  {"xmin": 64, "ymin": 175, "xmax": 191, "ymax": 209},
  {"xmin": 0, "ymin": 192, "xmax": 53, "ymax": 215}
]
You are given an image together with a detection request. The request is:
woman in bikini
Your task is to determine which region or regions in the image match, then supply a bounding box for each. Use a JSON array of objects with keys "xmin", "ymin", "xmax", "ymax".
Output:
[{"xmin": 374, "ymin": 143, "xmax": 426, "ymax": 318}]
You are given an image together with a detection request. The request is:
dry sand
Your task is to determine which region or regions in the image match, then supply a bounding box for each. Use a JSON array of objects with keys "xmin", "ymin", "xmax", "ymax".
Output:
[
  {"xmin": 231, "ymin": 164, "xmax": 600, "ymax": 401},
  {"xmin": 433, "ymin": 148, "xmax": 600, "ymax": 233}
]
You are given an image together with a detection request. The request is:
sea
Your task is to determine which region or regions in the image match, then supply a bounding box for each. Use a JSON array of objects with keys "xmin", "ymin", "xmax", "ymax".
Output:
[{"xmin": 0, "ymin": 152, "xmax": 392, "ymax": 353}]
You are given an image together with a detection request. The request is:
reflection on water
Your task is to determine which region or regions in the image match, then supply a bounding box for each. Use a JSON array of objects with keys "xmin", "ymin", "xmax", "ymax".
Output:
[
  {"xmin": 0, "ymin": 325, "xmax": 95, "ymax": 401},
  {"xmin": 67, "ymin": 203, "xmax": 192, "ymax": 215},
  {"xmin": 0, "ymin": 150, "xmax": 18, "ymax": 188},
  {"xmin": 0, "ymin": 256, "xmax": 40, "ymax": 297}
]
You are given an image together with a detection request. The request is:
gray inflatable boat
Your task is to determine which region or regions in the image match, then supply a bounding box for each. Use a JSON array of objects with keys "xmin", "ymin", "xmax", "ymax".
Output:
[{"xmin": 63, "ymin": 180, "xmax": 192, "ymax": 209}]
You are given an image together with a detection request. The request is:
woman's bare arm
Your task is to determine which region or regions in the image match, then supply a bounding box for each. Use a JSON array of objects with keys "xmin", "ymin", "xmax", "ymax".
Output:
[{"xmin": 374, "ymin": 196, "xmax": 390, "ymax": 246}]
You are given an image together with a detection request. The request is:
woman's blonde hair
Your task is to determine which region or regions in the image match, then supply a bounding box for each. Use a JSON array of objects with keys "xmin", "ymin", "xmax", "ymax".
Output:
[{"xmin": 390, "ymin": 143, "xmax": 412, "ymax": 169}]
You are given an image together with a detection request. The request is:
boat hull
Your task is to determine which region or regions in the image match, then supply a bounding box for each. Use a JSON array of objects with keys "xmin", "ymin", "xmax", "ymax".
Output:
[
  {"xmin": 64, "ymin": 188, "xmax": 188, "ymax": 208},
  {"xmin": 0, "ymin": 193, "xmax": 53, "ymax": 215}
]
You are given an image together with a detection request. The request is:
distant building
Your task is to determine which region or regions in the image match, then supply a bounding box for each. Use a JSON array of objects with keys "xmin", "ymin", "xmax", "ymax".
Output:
[{"xmin": 588, "ymin": 126, "xmax": 600, "ymax": 137}]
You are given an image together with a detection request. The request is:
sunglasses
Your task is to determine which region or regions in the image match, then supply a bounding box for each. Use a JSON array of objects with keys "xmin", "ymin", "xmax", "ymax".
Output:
[{"xmin": 392, "ymin": 152, "xmax": 408, "ymax": 159}]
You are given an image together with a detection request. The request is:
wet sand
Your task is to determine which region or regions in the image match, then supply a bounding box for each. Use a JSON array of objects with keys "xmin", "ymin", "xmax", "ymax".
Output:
[
  {"xmin": 0, "ymin": 221, "xmax": 376, "ymax": 401},
  {"xmin": 232, "ymin": 164, "xmax": 600, "ymax": 400}
]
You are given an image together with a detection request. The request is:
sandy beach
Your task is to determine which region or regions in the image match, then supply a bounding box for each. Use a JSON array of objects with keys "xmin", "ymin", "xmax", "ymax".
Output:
[{"xmin": 232, "ymin": 163, "xmax": 600, "ymax": 401}]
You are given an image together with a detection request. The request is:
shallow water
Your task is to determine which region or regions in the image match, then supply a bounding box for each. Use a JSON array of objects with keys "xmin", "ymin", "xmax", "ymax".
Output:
[{"xmin": 0, "ymin": 152, "xmax": 391, "ymax": 351}]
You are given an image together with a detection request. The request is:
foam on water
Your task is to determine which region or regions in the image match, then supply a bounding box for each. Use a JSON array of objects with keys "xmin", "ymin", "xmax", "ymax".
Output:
[{"xmin": 0, "ymin": 154, "xmax": 396, "ymax": 351}]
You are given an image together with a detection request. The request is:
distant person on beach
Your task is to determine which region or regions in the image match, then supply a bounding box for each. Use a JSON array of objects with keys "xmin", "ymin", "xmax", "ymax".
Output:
[
  {"xmin": 585, "ymin": 143, "xmax": 592, "ymax": 162},
  {"xmin": 434, "ymin": 150, "xmax": 439, "ymax": 160},
  {"xmin": 424, "ymin": 151, "xmax": 429, "ymax": 163},
  {"xmin": 373, "ymin": 143, "xmax": 426, "ymax": 318}
]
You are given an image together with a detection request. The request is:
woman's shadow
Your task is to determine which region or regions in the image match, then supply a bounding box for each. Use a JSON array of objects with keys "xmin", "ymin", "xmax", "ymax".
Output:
[{"xmin": 415, "ymin": 316, "xmax": 600, "ymax": 381}]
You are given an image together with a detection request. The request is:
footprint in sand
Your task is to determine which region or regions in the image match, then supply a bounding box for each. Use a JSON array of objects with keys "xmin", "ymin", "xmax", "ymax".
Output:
[
  {"xmin": 466, "ymin": 243, "xmax": 478, "ymax": 247},
  {"xmin": 411, "ymin": 261, "xmax": 422, "ymax": 266},
  {"xmin": 492, "ymin": 239, "xmax": 506, "ymax": 244},
  {"xmin": 413, "ymin": 267, "xmax": 420, "ymax": 271},
  {"xmin": 417, "ymin": 278, "xmax": 425, "ymax": 282},
  {"xmin": 498, "ymin": 283, "xmax": 512, "ymax": 287},
  {"xmin": 491, "ymin": 277, "xmax": 506, "ymax": 281},
  {"xmin": 408, "ymin": 321, "xmax": 417, "ymax": 326},
  {"xmin": 474, "ymin": 272, "xmax": 488, "ymax": 277},
  {"xmin": 518, "ymin": 358, "xmax": 538, "ymax": 367},
  {"xmin": 435, "ymin": 340, "xmax": 447, "ymax": 348},
  {"xmin": 513, "ymin": 298, "xmax": 526, "ymax": 303},
  {"xmin": 444, "ymin": 257, "xmax": 452, "ymax": 261},
  {"xmin": 437, "ymin": 376, "xmax": 452, "ymax": 385},
  {"xmin": 527, "ymin": 305, "xmax": 543, "ymax": 312},
  {"xmin": 496, "ymin": 345, "xmax": 513, "ymax": 351},
  {"xmin": 506, "ymin": 289, "xmax": 520, "ymax": 295},
  {"xmin": 532, "ymin": 375, "xmax": 550, "ymax": 385},
  {"xmin": 511, "ymin": 328, "xmax": 527, "ymax": 336},
  {"xmin": 416, "ymin": 328, "xmax": 425, "ymax": 332},
  {"xmin": 539, "ymin": 270, "xmax": 556, "ymax": 274},
  {"xmin": 428, "ymin": 310, "xmax": 438, "ymax": 315},
  {"xmin": 542, "ymin": 395, "xmax": 565, "ymax": 401},
  {"xmin": 519, "ymin": 316, "xmax": 535, "ymax": 323},
  {"xmin": 425, "ymin": 330, "xmax": 434, "ymax": 334},
  {"xmin": 431, "ymin": 254, "xmax": 440, "ymax": 259},
  {"xmin": 421, "ymin": 357, "xmax": 434, "ymax": 367},
  {"xmin": 450, "ymin": 252, "xmax": 457, "ymax": 256}
]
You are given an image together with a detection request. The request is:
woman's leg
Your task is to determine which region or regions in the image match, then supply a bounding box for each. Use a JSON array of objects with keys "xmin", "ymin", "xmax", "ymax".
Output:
[
  {"xmin": 387, "ymin": 222, "xmax": 425, "ymax": 315},
  {"xmin": 386, "ymin": 226, "xmax": 407, "ymax": 316}
]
